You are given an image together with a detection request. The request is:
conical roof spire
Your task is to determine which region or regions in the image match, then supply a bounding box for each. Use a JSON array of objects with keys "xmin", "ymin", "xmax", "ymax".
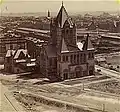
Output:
[
  {"xmin": 56, "ymin": 2, "xmax": 69, "ymax": 28},
  {"xmin": 62, "ymin": 1, "xmax": 63, "ymax": 6},
  {"xmin": 48, "ymin": 10, "xmax": 50, "ymax": 18},
  {"xmin": 82, "ymin": 34, "xmax": 94, "ymax": 50}
]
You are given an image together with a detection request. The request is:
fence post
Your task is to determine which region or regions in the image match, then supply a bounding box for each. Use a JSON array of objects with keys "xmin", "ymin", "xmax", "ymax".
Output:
[
  {"xmin": 83, "ymin": 83, "xmax": 84, "ymax": 90},
  {"xmin": 64, "ymin": 103, "xmax": 66, "ymax": 111},
  {"xmin": 102, "ymin": 104, "xmax": 105, "ymax": 112}
]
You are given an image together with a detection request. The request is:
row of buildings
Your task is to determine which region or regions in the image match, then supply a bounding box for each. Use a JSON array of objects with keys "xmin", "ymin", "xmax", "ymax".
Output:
[{"xmin": 3, "ymin": 3, "xmax": 95, "ymax": 81}]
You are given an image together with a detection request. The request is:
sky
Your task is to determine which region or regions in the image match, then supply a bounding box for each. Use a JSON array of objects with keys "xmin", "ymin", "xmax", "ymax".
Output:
[{"xmin": 0, "ymin": 0, "xmax": 120, "ymax": 14}]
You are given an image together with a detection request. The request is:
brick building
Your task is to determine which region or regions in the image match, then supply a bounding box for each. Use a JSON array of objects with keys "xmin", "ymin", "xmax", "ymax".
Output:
[
  {"xmin": 4, "ymin": 49, "xmax": 36, "ymax": 73},
  {"xmin": 37, "ymin": 3, "xmax": 95, "ymax": 81}
]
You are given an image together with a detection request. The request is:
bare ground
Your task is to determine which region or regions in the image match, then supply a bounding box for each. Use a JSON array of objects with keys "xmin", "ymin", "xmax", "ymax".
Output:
[{"xmin": 1, "ymin": 74, "xmax": 120, "ymax": 112}]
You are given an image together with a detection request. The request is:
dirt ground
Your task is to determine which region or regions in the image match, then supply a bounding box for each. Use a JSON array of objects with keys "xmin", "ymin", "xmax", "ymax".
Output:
[
  {"xmin": 1, "ymin": 73, "xmax": 120, "ymax": 112},
  {"xmin": 88, "ymin": 79, "xmax": 120, "ymax": 95},
  {"xmin": 95, "ymin": 52, "xmax": 120, "ymax": 72},
  {"xmin": 0, "ymin": 74, "xmax": 91, "ymax": 112}
]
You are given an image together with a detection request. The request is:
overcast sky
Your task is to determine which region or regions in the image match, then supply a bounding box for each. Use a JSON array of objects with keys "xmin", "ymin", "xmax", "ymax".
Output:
[{"xmin": 0, "ymin": 0, "xmax": 120, "ymax": 13}]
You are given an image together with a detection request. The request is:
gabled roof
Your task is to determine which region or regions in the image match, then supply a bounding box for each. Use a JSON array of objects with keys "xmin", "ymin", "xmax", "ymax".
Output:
[
  {"xmin": 61, "ymin": 38, "xmax": 69, "ymax": 53},
  {"xmin": 56, "ymin": 4, "xmax": 68, "ymax": 28},
  {"xmin": 14, "ymin": 49, "xmax": 30, "ymax": 59},
  {"xmin": 56, "ymin": 3, "xmax": 73, "ymax": 28},
  {"xmin": 6, "ymin": 50, "xmax": 16, "ymax": 58},
  {"xmin": 114, "ymin": 21, "xmax": 117, "ymax": 27},
  {"xmin": 82, "ymin": 34, "xmax": 94, "ymax": 51},
  {"xmin": 67, "ymin": 18, "xmax": 74, "ymax": 28}
]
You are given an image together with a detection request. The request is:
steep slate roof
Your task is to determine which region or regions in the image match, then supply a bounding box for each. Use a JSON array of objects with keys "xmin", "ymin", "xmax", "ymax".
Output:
[
  {"xmin": 61, "ymin": 38, "xmax": 69, "ymax": 53},
  {"xmin": 82, "ymin": 34, "xmax": 94, "ymax": 51},
  {"xmin": 56, "ymin": 3, "xmax": 73, "ymax": 28},
  {"xmin": 67, "ymin": 44, "xmax": 79, "ymax": 51},
  {"xmin": 14, "ymin": 49, "xmax": 29, "ymax": 59},
  {"xmin": 56, "ymin": 3, "xmax": 77, "ymax": 53},
  {"xmin": 6, "ymin": 50, "xmax": 16, "ymax": 58}
]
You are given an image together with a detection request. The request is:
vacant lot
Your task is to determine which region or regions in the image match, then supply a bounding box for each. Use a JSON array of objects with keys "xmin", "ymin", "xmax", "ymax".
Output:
[
  {"xmin": 88, "ymin": 79, "xmax": 120, "ymax": 95},
  {"xmin": 1, "ymin": 73, "xmax": 120, "ymax": 112}
]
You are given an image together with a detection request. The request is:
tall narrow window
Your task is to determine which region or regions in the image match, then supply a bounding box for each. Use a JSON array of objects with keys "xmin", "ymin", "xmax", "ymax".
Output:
[
  {"xmin": 74, "ymin": 55, "xmax": 76, "ymax": 62},
  {"xmin": 58, "ymin": 55, "xmax": 61, "ymax": 61},
  {"xmin": 66, "ymin": 56, "xmax": 68, "ymax": 62},
  {"xmin": 92, "ymin": 53, "xmax": 94, "ymax": 59},
  {"xmin": 81, "ymin": 54, "xmax": 83, "ymax": 63},
  {"xmin": 84, "ymin": 54, "xmax": 86, "ymax": 63},
  {"xmin": 70, "ymin": 55, "xmax": 73, "ymax": 63},
  {"xmin": 49, "ymin": 58, "xmax": 52, "ymax": 66},
  {"xmin": 70, "ymin": 29, "xmax": 73, "ymax": 35},
  {"xmin": 77, "ymin": 54, "xmax": 79, "ymax": 64},
  {"xmin": 63, "ymin": 55, "xmax": 65, "ymax": 62},
  {"xmin": 88, "ymin": 53, "xmax": 91, "ymax": 59},
  {"xmin": 79, "ymin": 54, "xmax": 81, "ymax": 64},
  {"xmin": 66, "ymin": 29, "xmax": 68, "ymax": 35}
]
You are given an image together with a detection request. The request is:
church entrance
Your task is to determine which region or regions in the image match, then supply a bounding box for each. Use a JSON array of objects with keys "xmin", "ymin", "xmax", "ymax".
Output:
[
  {"xmin": 89, "ymin": 70, "xmax": 93, "ymax": 75},
  {"xmin": 63, "ymin": 69, "xmax": 69, "ymax": 80},
  {"xmin": 63, "ymin": 73, "xmax": 68, "ymax": 80},
  {"xmin": 89, "ymin": 66, "xmax": 94, "ymax": 75},
  {"xmin": 76, "ymin": 71, "xmax": 81, "ymax": 78},
  {"xmin": 75, "ymin": 66, "xmax": 82, "ymax": 78}
]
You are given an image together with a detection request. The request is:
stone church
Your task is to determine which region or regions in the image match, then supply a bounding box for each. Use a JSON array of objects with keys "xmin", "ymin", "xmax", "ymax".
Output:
[{"xmin": 37, "ymin": 3, "xmax": 95, "ymax": 81}]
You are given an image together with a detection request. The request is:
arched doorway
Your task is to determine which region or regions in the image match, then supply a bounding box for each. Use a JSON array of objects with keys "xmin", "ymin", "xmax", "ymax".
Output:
[
  {"xmin": 63, "ymin": 69, "xmax": 69, "ymax": 80},
  {"xmin": 89, "ymin": 66, "xmax": 94, "ymax": 75},
  {"xmin": 75, "ymin": 66, "xmax": 82, "ymax": 78}
]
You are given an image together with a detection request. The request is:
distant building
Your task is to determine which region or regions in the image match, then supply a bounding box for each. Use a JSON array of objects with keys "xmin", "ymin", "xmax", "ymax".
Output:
[
  {"xmin": 4, "ymin": 49, "xmax": 36, "ymax": 73},
  {"xmin": 114, "ymin": 21, "xmax": 120, "ymax": 33},
  {"xmin": 26, "ymin": 37, "xmax": 47, "ymax": 58},
  {"xmin": 95, "ymin": 57, "xmax": 106, "ymax": 65},
  {"xmin": 47, "ymin": 10, "xmax": 51, "ymax": 19},
  {"xmin": 0, "ymin": 36, "xmax": 26, "ymax": 57},
  {"xmin": 37, "ymin": 3, "xmax": 95, "ymax": 81},
  {"xmin": 88, "ymin": 21, "xmax": 97, "ymax": 30}
]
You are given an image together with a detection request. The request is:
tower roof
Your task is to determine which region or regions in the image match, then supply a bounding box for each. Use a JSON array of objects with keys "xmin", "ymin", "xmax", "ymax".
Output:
[
  {"xmin": 82, "ymin": 34, "xmax": 94, "ymax": 51},
  {"xmin": 56, "ymin": 3, "xmax": 72, "ymax": 28},
  {"xmin": 48, "ymin": 10, "xmax": 50, "ymax": 18},
  {"xmin": 61, "ymin": 38, "xmax": 69, "ymax": 53}
]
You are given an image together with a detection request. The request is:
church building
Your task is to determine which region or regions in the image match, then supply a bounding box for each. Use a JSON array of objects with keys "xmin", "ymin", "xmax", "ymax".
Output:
[{"xmin": 37, "ymin": 3, "xmax": 95, "ymax": 81}]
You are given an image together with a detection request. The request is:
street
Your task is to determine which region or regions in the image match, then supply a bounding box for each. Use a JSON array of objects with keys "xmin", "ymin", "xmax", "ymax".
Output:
[
  {"xmin": 0, "ymin": 82, "xmax": 17, "ymax": 112},
  {"xmin": 95, "ymin": 65, "xmax": 120, "ymax": 79}
]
